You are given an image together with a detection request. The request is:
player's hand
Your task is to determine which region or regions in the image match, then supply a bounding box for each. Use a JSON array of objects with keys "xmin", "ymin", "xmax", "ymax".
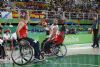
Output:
[
  {"xmin": 47, "ymin": 38, "xmax": 51, "ymax": 42},
  {"xmin": 17, "ymin": 35, "xmax": 20, "ymax": 40}
]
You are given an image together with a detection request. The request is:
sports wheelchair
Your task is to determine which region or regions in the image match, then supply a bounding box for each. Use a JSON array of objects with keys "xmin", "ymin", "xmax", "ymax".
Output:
[{"xmin": 41, "ymin": 38, "xmax": 67, "ymax": 57}]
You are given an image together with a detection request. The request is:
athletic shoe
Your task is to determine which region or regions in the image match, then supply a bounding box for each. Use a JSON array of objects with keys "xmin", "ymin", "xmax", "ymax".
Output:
[
  {"xmin": 33, "ymin": 58, "xmax": 43, "ymax": 63},
  {"xmin": 91, "ymin": 45, "xmax": 95, "ymax": 48}
]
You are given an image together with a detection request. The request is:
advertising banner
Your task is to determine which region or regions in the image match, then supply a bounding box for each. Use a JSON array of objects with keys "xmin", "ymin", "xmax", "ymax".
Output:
[
  {"xmin": 1, "ymin": 11, "xmax": 12, "ymax": 19},
  {"xmin": 12, "ymin": 11, "xmax": 19, "ymax": 18},
  {"xmin": 30, "ymin": 13, "xmax": 45, "ymax": 19},
  {"xmin": 63, "ymin": 34, "xmax": 92, "ymax": 45}
]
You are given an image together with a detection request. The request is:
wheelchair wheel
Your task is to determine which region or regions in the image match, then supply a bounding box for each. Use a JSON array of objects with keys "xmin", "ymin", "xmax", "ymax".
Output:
[
  {"xmin": 53, "ymin": 44, "xmax": 67, "ymax": 57},
  {"xmin": 11, "ymin": 39, "xmax": 33, "ymax": 65}
]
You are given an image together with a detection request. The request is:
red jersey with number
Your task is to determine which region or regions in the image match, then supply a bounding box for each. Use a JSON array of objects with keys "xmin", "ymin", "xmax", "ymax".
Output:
[{"xmin": 19, "ymin": 22, "xmax": 28, "ymax": 38}]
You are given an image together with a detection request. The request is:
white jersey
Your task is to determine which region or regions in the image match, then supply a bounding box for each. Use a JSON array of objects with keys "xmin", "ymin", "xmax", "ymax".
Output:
[
  {"xmin": 0, "ymin": 39, "xmax": 3, "ymax": 45},
  {"xmin": 49, "ymin": 24, "xmax": 59, "ymax": 37},
  {"xmin": 11, "ymin": 32, "xmax": 17, "ymax": 40},
  {"xmin": 45, "ymin": 27, "xmax": 49, "ymax": 31},
  {"xmin": 3, "ymin": 33, "xmax": 10, "ymax": 40}
]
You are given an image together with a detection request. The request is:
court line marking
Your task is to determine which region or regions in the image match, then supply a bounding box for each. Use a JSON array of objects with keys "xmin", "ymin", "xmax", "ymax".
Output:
[{"xmin": 25, "ymin": 62, "xmax": 100, "ymax": 67}]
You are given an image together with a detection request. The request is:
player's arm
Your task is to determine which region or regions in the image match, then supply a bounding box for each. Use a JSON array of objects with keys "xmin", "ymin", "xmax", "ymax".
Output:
[{"xmin": 25, "ymin": 11, "xmax": 30, "ymax": 23}]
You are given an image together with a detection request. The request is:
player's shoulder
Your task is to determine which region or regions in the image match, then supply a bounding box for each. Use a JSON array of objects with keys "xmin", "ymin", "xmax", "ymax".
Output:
[{"xmin": 18, "ymin": 21, "xmax": 25, "ymax": 26}]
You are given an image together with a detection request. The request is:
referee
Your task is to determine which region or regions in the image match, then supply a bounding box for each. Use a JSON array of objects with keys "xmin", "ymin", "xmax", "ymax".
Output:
[{"xmin": 92, "ymin": 16, "xmax": 99, "ymax": 48}]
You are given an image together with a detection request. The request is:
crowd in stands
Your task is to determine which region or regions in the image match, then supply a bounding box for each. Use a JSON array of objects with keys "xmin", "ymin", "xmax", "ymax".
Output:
[
  {"xmin": 0, "ymin": 1, "xmax": 48, "ymax": 10},
  {"xmin": 0, "ymin": 1, "xmax": 99, "ymax": 21},
  {"xmin": 64, "ymin": 25, "xmax": 92, "ymax": 34},
  {"xmin": 15, "ymin": 2, "xmax": 48, "ymax": 10},
  {"xmin": 46, "ymin": 0, "xmax": 99, "ymax": 15},
  {"xmin": 0, "ymin": 0, "xmax": 99, "ymax": 13}
]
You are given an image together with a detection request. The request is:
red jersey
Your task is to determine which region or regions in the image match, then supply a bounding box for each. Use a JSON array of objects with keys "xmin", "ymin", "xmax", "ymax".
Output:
[
  {"xmin": 19, "ymin": 22, "xmax": 28, "ymax": 38},
  {"xmin": 54, "ymin": 31, "xmax": 65, "ymax": 45}
]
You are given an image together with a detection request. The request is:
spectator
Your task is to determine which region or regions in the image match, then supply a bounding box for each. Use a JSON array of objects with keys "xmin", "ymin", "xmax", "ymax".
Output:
[
  {"xmin": 66, "ymin": 28, "xmax": 69, "ymax": 34},
  {"xmin": 3, "ymin": 29, "xmax": 11, "ymax": 41},
  {"xmin": 3, "ymin": 29, "xmax": 11, "ymax": 49}
]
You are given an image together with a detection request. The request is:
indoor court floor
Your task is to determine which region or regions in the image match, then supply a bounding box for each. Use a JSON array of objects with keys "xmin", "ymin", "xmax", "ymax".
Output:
[{"xmin": 0, "ymin": 43, "xmax": 100, "ymax": 67}]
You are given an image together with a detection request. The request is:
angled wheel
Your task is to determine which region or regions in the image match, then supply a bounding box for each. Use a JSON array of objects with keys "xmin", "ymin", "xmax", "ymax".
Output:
[
  {"xmin": 11, "ymin": 39, "xmax": 33, "ymax": 65},
  {"xmin": 53, "ymin": 44, "xmax": 67, "ymax": 57}
]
